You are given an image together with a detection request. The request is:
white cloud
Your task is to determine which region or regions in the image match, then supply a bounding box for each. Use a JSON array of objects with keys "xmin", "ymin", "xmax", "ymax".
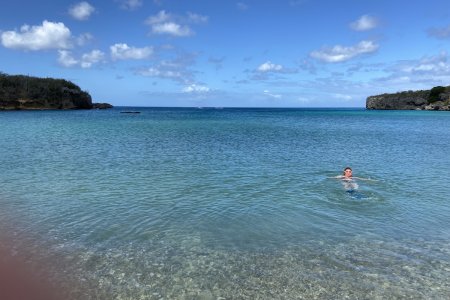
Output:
[
  {"xmin": 110, "ymin": 43, "xmax": 153, "ymax": 60},
  {"xmin": 136, "ymin": 51, "xmax": 197, "ymax": 83},
  {"xmin": 146, "ymin": 10, "xmax": 171, "ymax": 24},
  {"xmin": 81, "ymin": 50, "xmax": 105, "ymax": 68},
  {"xmin": 137, "ymin": 67, "xmax": 184, "ymax": 80},
  {"xmin": 58, "ymin": 49, "xmax": 104, "ymax": 68},
  {"xmin": 257, "ymin": 61, "xmax": 283, "ymax": 72},
  {"xmin": 187, "ymin": 12, "xmax": 208, "ymax": 23},
  {"xmin": 58, "ymin": 50, "xmax": 79, "ymax": 67},
  {"xmin": 350, "ymin": 15, "xmax": 378, "ymax": 31},
  {"xmin": 366, "ymin": 52, "xmax": 450, "ymax": 92},
  {"xmin": 263, "ymin": 90, "xmax": 282, "ymax": 99},
  {"xmin": 1, "ymin": 20, "xmax": 72, "ymax": 50},
  {"xmin": 145, "ymin": 10, "xmax": 206, "ymax": 37},
  {"xmin": 119, "ymin": 0, "xmax": 143, "ymax": 10},
  {"xmin": 182, "ymin": 84, "xmax": 210, "ymax": 93},
  {"xmin": 69, "ymin": 2, "xmax": 95, "ymax": 21},
  {"xmin": 76, "ymin": 32, "xmax": 93, "ymax": 46},
  {"xmin": 310, "ymin": 40, "xmax": 379, "ymax": 63},
  {"xmin": 152, "ymin": 22, "xmax": 193, "ymax": 37},
  {"xmin": 389, "ymin": 52, "xmax": 450, "ymax": 75}
]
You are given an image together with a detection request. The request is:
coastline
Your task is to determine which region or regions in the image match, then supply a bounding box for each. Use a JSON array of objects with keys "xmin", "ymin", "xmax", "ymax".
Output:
[{"xmin": 366, "ymin": 86, "xmax": 450, "ymax": 110}]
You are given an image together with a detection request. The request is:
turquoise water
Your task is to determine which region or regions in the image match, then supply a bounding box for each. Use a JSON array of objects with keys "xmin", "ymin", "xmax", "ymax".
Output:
[{"xmin": 1, "ymin": 108, "xmax": 450, "ymax": 299}]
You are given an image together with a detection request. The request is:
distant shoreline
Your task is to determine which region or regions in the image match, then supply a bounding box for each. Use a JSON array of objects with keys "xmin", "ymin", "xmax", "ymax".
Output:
[
  {"xmin": 366, "ymin": 86, "xmax": 450, "ymax": 110},
  {"xmin": 0, "ymin": 73, "xmax": 112, "ymax": 110}
]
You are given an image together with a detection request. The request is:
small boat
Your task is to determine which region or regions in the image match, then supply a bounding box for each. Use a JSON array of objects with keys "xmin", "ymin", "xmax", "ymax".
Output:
[{"xmin": 120, "ymin": 111, "xmax": 141, "ymax": 114}]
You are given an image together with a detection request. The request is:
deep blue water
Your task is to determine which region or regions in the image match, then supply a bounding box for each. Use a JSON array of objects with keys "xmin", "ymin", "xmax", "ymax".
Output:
[{"xmin": 1, "ymin": 107, "xmax": 449, "ymax": 299}]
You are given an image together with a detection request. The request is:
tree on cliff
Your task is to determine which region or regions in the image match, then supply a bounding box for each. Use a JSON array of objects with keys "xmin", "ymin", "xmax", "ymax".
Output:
[
  {"xmin": 0, "ymin": 72, "xmax": 92, "ymax": 109},
  {"xmin": 428, "ymin": 86, "xmax": 447, "ymax": 104}
]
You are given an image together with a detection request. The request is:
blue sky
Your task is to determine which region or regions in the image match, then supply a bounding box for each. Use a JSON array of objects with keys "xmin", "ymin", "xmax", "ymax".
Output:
[{"xmin": 1, "ymin": 0, "xmax": 450, "ymax": 107}]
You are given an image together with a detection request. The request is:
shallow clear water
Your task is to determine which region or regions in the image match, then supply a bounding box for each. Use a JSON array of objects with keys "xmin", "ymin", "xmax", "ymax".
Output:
[{"xmin": 1, "ymin": 108, "xmax": 450, "ymax": 299}]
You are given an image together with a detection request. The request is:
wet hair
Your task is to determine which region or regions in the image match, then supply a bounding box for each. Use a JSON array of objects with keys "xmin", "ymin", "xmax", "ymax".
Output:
[{"xmin": 343, "ymin": 167, "xmax": 352, "ymax": 175}]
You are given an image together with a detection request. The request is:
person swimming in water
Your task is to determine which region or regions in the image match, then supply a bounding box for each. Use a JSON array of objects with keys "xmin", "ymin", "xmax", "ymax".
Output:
[
  {"xmin": 330, "ymin": 167, "xmax": 377, "ymax": 193},
  {"xmin": 334, "ymin": 167, "xmax": 375, "ymax": 181},
  {"xmin": 337, "ymin": 167, "xmax": 359, "ymax": 191}
]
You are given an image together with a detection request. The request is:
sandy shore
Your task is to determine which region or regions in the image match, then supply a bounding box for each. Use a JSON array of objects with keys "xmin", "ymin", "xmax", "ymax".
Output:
[
  {"xmin": 0, "ymin": 230, "xmax": 85, "ymax": 300},
  {"xmin": 0, "ymin": 240, "xmax": 61, "ymax": 300}
]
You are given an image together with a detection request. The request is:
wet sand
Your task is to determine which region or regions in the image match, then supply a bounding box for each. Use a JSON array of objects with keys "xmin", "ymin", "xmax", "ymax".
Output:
[{"xmin": 0, "ymin": 240, "xmax": 63, "ymax": 300}]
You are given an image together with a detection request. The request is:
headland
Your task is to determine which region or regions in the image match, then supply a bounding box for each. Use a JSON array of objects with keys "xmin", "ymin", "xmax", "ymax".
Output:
[
  {"xmin": 0, "ymin": 72, "xmax": 112, "ymax": 110},
  {"xmin": 366, "ymin": 85, "xmax": 450, "ymax": 110}
]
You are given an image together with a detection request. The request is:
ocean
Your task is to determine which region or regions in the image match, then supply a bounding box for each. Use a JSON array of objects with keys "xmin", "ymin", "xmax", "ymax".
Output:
[{"xmin": 1, "ymin": 107, "xmax": 449, "ymax": 299}]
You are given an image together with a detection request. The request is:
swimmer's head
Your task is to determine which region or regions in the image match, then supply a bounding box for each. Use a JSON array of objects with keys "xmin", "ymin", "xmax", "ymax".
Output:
[{"xmin": 343, "ymin": 167, "xmax": 352, "ymax": 178}]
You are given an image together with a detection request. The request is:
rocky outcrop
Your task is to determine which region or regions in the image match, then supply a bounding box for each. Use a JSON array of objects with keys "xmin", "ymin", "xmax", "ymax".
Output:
[
  {"xmin": 92, "ymin": 103, "xmax": 114, "ymax": 109},
  {"xmin": 0, "ymin": 73, "xmax": 111, "ymax": 110},
  {"xmin": 366, "ymin": 87, "xmax": 450, "ymax": 110}
]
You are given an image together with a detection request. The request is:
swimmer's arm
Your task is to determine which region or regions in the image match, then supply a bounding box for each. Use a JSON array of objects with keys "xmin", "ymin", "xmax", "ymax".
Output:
[
  {"xmin": 327, "ymin": 176, "xmax": 378, "ymax": 181},
  {"xmin": 351, "ymin": 176, "xmax": 378, "ymax": 181}
]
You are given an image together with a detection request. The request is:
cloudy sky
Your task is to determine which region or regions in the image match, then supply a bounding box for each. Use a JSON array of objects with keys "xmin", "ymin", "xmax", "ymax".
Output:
[{"xmin": 1, "ymin": 0, "xmax": 450, "ymax": 107}]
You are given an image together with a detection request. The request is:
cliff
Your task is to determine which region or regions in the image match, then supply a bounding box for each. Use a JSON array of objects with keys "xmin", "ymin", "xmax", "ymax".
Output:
[
  {"xmin": 366, "ymin": 86, "xmax": 450, "ymax": 110},
  {"xmin": 0, "ymin": 73, "xmax": 111, "ymax": 110}
]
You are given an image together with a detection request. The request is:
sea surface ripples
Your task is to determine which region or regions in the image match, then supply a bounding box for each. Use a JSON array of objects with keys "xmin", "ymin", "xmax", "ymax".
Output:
[{"xmin": 1, "ymin": 108, "xmax": 450, "ymax": 299}]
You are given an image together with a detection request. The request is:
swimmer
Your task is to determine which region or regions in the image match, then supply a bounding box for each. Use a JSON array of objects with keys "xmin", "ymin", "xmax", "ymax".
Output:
[
  {"xmin": 328, "ymin": 167, "xmax": 377, "ymax": 197},
  {"xmin": 332, "ymin": 167, "xmax": 376, "ymax": 181}
]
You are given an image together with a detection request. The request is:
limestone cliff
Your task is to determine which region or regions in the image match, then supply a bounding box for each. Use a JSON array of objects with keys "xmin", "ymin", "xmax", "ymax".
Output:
[
  {"xmin": 366, "ymin": 86, "xmax": 450, "ymax": 110},
  {"xmin": 0, "ymin": 73, "xmax": 111, "ymax": 110}
]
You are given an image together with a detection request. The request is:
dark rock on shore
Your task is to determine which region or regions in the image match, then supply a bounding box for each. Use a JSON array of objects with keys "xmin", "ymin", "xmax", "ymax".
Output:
[
  {"xmin": 93, "ymin": 103, "xmax": 113, "ymax": 109},
  {"xmin": 366, "ymin": 86, "xmax": 450, "ymax": 110},
  {"xmin": 0, "ymin": 73, "xmax": 111, "ymax": 110}
]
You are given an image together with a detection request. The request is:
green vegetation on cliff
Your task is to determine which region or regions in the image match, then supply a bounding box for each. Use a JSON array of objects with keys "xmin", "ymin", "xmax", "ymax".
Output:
[
  {"xmin": 0, "ymin": 72, "xmax": 93, "ymax": 110},
  {"xmin": 428, "ymin": 86, "xmax": 447, "ymax": 104},
  {"xmin": 366, "ymin": 85, "xmax": 450, "ymax": 110}
]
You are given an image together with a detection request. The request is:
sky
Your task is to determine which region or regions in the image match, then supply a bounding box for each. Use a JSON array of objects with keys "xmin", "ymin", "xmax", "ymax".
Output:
[{"xmin": 1, "ymin": 0, "xmax": 450, "ymax": 107}]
